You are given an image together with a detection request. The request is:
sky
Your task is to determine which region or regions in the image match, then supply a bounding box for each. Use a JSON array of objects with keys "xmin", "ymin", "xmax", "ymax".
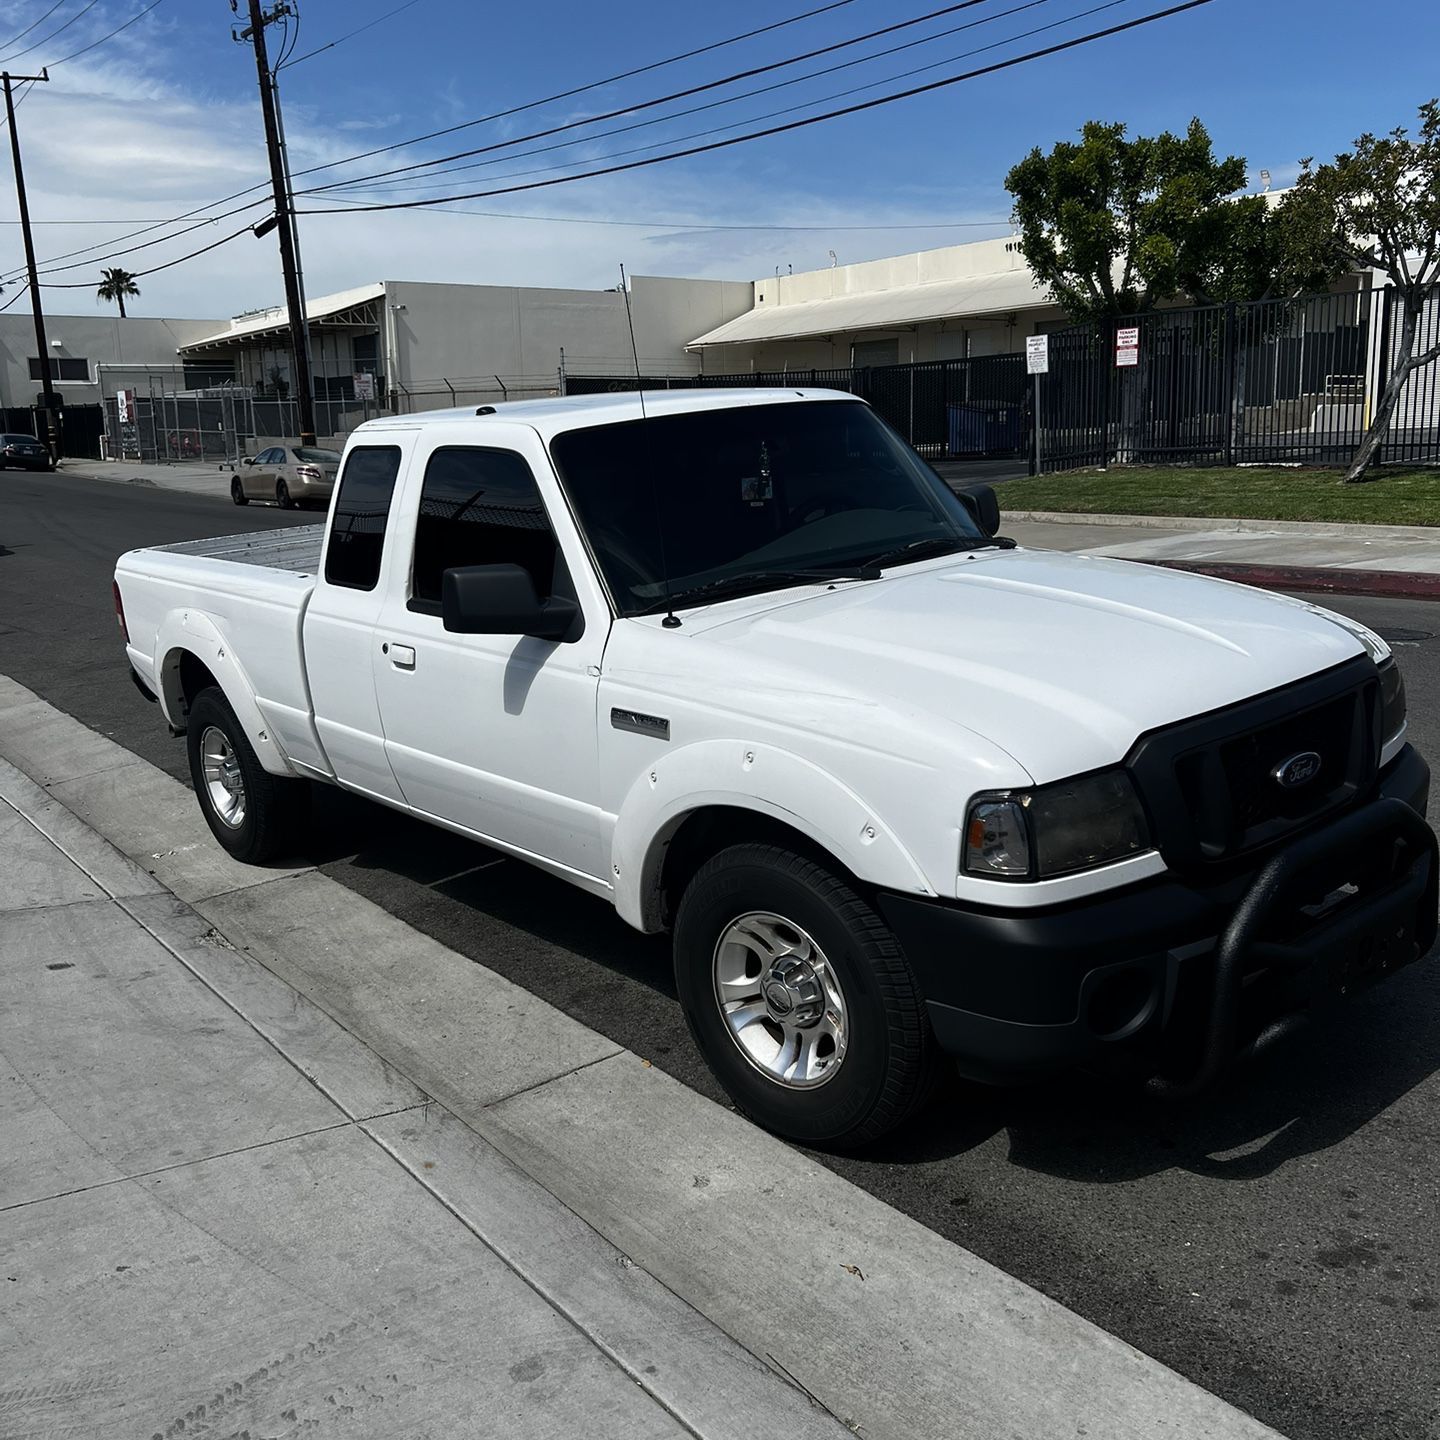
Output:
[{"xmin": 1, "ymin": 0, "xmax": 1438, "ymax": 322}]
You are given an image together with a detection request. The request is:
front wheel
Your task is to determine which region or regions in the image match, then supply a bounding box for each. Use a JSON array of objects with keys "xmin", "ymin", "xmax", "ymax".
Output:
[
  {"xmin": 231, "ymin": 476, "xmax": 249, "ymax": 506},
  {"xmin": 674, "ymin": 844, "xmax": 937, "ymax": 1148},
  {"xmin": 185, "ymin": 686, "xmax": 308, "ymax": 863}
]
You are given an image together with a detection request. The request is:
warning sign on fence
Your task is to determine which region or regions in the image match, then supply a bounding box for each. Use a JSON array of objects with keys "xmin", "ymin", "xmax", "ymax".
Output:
[
  {"xmin": 1025, "ymin": 334, "xmax": 1049, "ymax": 374},
  {"xmin": 1115, "ymin": 326, "xmax": 1139, "ymax": 368}
]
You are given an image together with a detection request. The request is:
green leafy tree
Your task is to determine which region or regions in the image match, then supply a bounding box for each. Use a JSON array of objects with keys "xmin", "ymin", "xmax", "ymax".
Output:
[
  {"xmin": 1005, "ymin": 118, "xmax": 1338, "ymax": 319},
  {"xmin": 1284, "ymin": 101, "xmax": 1440, "ymax": 482},
  {"xmin": 96, "ymin": 266, "xmax": 140, "ymax": 318}
]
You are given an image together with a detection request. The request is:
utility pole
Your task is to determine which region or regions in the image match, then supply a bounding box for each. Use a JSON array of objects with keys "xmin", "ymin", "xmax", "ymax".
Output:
[
  {"xmin": 236, "ymin": 1, "xmax": 317, "ymax": 444},
  {"xmin": 3, "ymin": 69, "xmax": 60, "ymax": 464}
]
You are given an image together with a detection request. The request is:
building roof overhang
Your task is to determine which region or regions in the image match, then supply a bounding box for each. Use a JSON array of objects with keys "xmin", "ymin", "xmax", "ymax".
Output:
[{"xmin": 687, "ymin": 270, "xmax": 1053, "ymax": 348}]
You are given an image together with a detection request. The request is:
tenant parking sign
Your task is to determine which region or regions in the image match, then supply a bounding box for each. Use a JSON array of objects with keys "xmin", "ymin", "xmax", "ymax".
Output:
[{"xmin": 1116, "ymin": 326, "xmax": 1140, "ymax": 368}]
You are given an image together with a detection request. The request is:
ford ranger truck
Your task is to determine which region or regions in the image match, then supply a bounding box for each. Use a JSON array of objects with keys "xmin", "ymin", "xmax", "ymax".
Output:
[{"xmin": 113, "ymin": 390, "xmax": 1437, "ymax": 1148}]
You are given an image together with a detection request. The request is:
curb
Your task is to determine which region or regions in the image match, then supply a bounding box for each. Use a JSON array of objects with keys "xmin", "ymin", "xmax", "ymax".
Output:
[
  {"xmin": 1141, "ymin": 559, "xmax": 1440, "ymax": 601},
  {"xmin": 1004, "ymin": 509, "xmax": 1440, "ymax": 542}
]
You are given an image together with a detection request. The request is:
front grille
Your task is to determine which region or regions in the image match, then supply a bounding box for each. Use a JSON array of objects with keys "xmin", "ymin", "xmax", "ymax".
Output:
[{"xmin": 1128, "ymin": 658, "xmax": 1381, "ymax": 869}]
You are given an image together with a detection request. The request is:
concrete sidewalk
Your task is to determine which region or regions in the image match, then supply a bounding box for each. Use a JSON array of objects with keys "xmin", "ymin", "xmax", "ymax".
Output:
[
  {"xmin": 1004, "ymin": 511, "xmax": 1440, "ymax": 600},
  {"xmin": 58, "ymin": 457, "xmax": 240, "ymax": 501},
  {"xmin": 0, "ymin": 754, "xmax": 843, "ymax": 1440},
  {"xmin": 0, "ymin": 675, "xmax": 1285, "ymax": 1440}
]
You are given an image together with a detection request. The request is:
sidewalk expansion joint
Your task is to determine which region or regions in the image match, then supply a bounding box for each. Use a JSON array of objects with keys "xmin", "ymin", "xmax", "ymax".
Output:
[
  {"xmin": 481, "ymin": 1048, "xmax": 624, "ymax": 1110},
  {"xmin": 0, "ymin": 1119, "xmax": 355, "ymax": 1214}
]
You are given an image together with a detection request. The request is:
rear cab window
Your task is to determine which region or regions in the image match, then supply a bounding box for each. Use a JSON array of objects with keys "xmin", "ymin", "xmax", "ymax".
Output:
[{"xmin": 324, "ymin": 445, "xmax": 402, "ymax": 590}]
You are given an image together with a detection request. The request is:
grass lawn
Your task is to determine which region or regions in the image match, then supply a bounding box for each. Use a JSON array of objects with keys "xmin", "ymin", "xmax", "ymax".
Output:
[{"xmin": 999, "ymin": 465, "xmax": 1440, "ymax": 527}]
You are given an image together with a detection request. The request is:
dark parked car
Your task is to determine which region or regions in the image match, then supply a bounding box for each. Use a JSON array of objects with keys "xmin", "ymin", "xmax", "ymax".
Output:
[{"xmin": 0, "ymin": 433, "xmax": 52, "ymax": 471}]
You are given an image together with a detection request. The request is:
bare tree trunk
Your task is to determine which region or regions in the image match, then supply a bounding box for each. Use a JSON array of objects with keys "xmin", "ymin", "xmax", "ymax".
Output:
[
  {"xmin": 117, "ymin": 295, "xmax": 126, "ymax": 319},
  {"xmin": 1345, "ymin": 302, "xmax": 1417, "ymax": 483}
]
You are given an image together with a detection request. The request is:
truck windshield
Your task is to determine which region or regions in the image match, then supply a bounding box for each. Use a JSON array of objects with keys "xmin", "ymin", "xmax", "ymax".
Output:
[{"xmin": 549, "ymin": 400, "xmax": 987, "ymax": 616}]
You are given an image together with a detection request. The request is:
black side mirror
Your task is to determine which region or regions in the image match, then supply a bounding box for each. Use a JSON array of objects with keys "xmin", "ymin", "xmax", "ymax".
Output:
[
  {"xmin": 241, "ymin": 456, "xmax": 255, "ymax": 466},
  {"xmin": 441, "ymin": 563, "xmax": 582, "ymax": 642},
  {"xmin": 956, "ymin": 483, "xmax": 1000, "ymax": 537}
]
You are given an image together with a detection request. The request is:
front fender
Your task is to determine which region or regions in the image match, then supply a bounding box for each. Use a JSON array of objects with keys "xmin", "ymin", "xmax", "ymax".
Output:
[
  {"xmin": 612, "ymin": 738, "xmax": 937, "ymax": 931},
  {"xmin": 154, "ymin": 609, "xmax": 298, "ymax": 778}
]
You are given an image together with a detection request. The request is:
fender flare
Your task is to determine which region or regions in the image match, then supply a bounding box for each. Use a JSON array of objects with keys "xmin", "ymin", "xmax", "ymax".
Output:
[
  {"xmin": 611, "ymin": 738, "xmax": 937, "ymax": 931},
  {"xmin": 154, "ymin": 608, "xmax": 298, "ymax": 778}
]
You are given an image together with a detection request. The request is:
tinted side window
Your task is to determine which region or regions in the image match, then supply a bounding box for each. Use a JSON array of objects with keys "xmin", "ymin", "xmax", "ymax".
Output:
[
  {"xmin": 324, "ymin": 445, "xmax": 401, "ymax": 591},
  {"xmin": 411, "ymin": 447, "xmax": 557, "ymax": 607}
]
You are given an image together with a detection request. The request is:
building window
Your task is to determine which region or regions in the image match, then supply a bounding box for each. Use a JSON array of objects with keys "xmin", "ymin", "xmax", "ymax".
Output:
[
  {"xmin": 851, "ymin": 338, "xmax": 899, "ymax": 368},
  {"xmin": 29, "ymin": 357, "xmax": 90, "ymax": 382}
]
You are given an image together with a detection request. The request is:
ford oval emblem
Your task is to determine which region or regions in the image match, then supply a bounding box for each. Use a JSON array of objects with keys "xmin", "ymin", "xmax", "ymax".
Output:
[{"xmin": 1273, "ymin": 751, "xmax": 1322, "ymax": 788}]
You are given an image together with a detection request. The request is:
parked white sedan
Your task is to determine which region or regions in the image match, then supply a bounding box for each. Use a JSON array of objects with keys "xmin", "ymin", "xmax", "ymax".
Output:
[{"xmin": 231, "ymin": 446, "xmax": 342, "ymax": 509}]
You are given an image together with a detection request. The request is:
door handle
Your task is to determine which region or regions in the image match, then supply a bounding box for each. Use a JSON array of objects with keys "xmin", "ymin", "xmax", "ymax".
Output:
[{"xmin": 388, "ymin": 643, "xmax": 416, "ymax": 670}]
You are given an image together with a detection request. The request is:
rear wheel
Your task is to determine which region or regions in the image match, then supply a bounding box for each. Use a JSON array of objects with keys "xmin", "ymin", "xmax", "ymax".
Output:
[
  {"xmin": 276, "ymin": 479, "xmax": 293, "ymax": 509},
  {"xmin": 231, "ymin": 476, "xmax": 248, "ymax": 506},
  {"xmin": 185, "ymin": 686, "xmax": 308, "ymax": 863},
  {"xmin": 674, "ymin": 843, "xmax": 937, "ymax": 1148}
]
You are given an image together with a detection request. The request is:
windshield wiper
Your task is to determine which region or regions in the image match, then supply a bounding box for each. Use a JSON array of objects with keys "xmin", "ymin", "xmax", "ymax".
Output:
[
  {"xmin": 636, "ymin": 567, "xmax": 868, "ymax": 616},
  {"xmin": 859, "ymin": 534, "xmax": 1015, "ymax": 577}
]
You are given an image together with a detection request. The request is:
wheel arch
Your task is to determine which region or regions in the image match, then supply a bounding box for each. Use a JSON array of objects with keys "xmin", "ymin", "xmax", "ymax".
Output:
[
  {"xmin": 154, "ymin": 609, "xmax": 298, "ymax": 778},
  {"xmin": 611, "ymin": 740, "xmax": 937, "ymax": 933}
]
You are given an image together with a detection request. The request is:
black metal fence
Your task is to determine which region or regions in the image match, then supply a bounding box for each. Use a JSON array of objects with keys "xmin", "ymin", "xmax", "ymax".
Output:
[
  {"xmin": 571, "ymin": 285, "xmax": 1438, "ymax": 475},
  {"xmin": 1, "ymin": 404, "xmax": 105, "ymax": 460},
  {"xmin": 1035, "ymin": 286, "xmax": 1438, "ymax": 473},
  {"xmin": 565, "ymin": 354, "xmax": 1030, "ymax": 460}
]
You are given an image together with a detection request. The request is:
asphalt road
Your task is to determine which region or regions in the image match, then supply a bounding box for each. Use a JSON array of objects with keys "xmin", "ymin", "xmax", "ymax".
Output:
[{"xmin": 4, "ymin": 467, "xmax": 1438, "ymax": 1440}]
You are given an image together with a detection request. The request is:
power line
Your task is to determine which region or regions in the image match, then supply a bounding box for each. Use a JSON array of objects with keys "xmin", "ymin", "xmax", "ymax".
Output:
[
  {"xmin": 0, "ymin": 0, "xmax": 858, "ymax": 281},
  {"xmin": 308, "ymin": 0, "xmax": 1061, "ymax": 201},
  {"xmin": 25, "ymin": 202, "xmax": 268, "ymax": 277},
  {"xmin": 305, "ymin": 0, "xmax": 1127, "ymax": 203},
  {"xmin": 45, "ymin": 0, "xmax": 167, "ymax": 70},
  {"xmin": 0, "ymin": 1, "xmax": 67, "ymax": 53},
  {"xmin": 318, "ymin": 196, "xmax": 1014, "ymax": 230},
  {"xmin": 300, "ymin": 0, "xmax": 1008, "ymax": 196},
  {"xmin": 296, "ymin": 0, "xmax": 1216, "ymax": 217},
  {"xmin": 38, "ymin": 222, "xmax": 253, "ymax": 285},
  {"xmin": 282, "ymin": 0, "xmax": 859, "ymax": 182},
  {"xmin": 280, "ymin": 0, "xmax": 426, "ymax": 70},
  {"xmin": 0, "ymin": 0, "xmax": 103, "ymax": 66}
]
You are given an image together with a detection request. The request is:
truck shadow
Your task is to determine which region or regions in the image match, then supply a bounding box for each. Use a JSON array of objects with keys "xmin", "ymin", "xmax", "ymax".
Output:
[
  {"xmin": 864, "ymin": 961, "xmax": 1440, "ymax": 1183},
  {"xmin": 308, "ymin": 783, "xmax": 1440, "ymax": 1184}
]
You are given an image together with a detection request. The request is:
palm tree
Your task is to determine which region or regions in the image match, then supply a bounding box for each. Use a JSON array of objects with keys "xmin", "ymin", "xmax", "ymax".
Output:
[{"xmin": 97, "ymin": 267, "xmax": 140, "ymax": 318}]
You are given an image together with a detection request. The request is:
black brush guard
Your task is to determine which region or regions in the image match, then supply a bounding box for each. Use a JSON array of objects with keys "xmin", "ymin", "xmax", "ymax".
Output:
[{"xmin": 1149, "ymin": 797, "xmax": 1438, "ymax": 1098}]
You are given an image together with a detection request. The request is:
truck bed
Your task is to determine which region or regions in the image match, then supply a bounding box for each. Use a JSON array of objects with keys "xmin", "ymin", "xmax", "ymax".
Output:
[{"xmin": 150, "ymin": 524, "xmax": 326, "ymax": 575}]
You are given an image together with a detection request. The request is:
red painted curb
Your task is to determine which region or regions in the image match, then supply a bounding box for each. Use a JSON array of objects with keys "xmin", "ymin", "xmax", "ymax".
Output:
[{"xmin": 1143, "ymin": 559, "xmax": 1440, "ymax": 601}]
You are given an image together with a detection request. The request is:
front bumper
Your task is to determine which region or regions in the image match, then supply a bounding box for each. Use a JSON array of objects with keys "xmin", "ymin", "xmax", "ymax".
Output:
[{"xmin": 878, "ymin": 744, "xmax": 1436, "ymax": 1088}]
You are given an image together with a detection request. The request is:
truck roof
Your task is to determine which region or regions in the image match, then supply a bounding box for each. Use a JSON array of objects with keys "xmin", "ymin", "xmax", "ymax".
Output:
[{"xmin": 351, "ymin": 386, "xmax": 854, "ymax": 441}]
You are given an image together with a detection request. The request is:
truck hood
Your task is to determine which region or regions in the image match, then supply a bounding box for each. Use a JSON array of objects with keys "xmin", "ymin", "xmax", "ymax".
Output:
[{"xmin": 680, "ymin": 548, "xmax": 1368, "ymax": 783}]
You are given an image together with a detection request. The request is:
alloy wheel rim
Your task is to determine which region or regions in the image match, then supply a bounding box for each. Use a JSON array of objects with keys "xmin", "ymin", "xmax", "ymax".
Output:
[
  {"xmin": 712, "ymin": 911, "xmax": 848, "ymax": 1089},
  {"xmin": 199, "ymin": 725, "xmax": 246, "ymax": 828}
]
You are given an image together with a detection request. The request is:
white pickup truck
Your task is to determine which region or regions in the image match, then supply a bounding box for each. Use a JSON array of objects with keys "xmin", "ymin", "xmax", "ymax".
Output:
[{"xmin": 114, "ymin": 389, "xmax": 1437, "ymax": 1146}]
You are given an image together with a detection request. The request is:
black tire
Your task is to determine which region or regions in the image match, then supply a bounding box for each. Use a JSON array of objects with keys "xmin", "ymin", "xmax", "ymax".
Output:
[
  {"xmin": 674, "ymin": 843, "xmax": 937, "ymax": 1149},
  {"xmin": 276, "ymin": 479, "xmax": 293, "ymax": 509},
  {"xmin": 231, "ymin": 476, "xmax": 249, "ymax": 506},
  {"xmin": 185, "ymin": 686, "xmax": 308, "ymax": 863}
]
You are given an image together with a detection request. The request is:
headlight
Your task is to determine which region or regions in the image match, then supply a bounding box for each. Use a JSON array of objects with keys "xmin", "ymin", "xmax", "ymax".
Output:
[
  {"xmin": 1379, "ymin": 657, "xmax": 1407, "ymax": 746},
  {"xmin": 964, "ymin": 768, "xmax": 1152, "ymax": 880}
]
